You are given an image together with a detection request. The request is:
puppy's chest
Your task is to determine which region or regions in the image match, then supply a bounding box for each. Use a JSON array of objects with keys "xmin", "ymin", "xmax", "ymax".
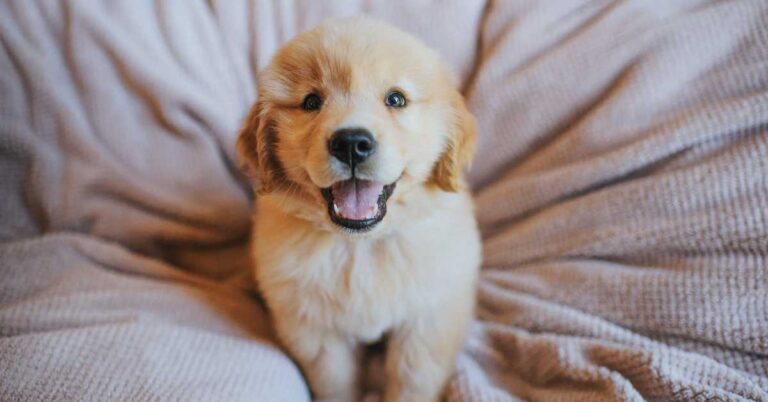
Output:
[{"xmin": 264, "ymin": 235, "xmax": 433, "ymax": 340}]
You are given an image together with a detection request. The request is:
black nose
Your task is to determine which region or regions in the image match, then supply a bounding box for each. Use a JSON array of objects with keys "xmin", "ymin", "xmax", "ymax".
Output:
[{"xmin": 328, "ymin": 128, "xmax": 376, "ymax": 167}]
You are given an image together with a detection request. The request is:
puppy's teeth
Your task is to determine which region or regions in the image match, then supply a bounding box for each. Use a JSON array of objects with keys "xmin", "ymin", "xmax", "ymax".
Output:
[{"xmin": 333, "ymin": 203, "xmax": 340, "ymax": 214}]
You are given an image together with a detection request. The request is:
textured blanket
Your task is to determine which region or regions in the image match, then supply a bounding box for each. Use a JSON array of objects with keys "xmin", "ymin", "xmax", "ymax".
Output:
[{"xmin": 1, "ymin": 1, "xmax": 766, "ymax": 401}]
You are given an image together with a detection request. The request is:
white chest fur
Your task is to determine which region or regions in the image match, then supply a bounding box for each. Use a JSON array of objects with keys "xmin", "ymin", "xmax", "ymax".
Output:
[{"xmin": 253, "ymin": 190, "xmax": 480, "ymax": 343}]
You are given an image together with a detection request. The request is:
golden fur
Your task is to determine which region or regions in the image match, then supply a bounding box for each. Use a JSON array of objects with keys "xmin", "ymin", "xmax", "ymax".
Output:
[{"xmin": 238, "ymin": 17, "xmax": 480, "ymax": 402}]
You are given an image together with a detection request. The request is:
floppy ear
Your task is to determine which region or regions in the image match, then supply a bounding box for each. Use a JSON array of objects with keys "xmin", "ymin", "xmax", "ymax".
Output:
[
  {"xmin": 237, "ymin": 101, "xmax": 280, "ymax": 195},
  {"xmin": 430, "ymin": 92, "xmax": 477, "ymax": 192}
]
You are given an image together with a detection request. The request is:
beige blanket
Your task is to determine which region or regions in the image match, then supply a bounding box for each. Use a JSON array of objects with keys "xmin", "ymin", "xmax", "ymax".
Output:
[{"xmin": 1, "ymin": 1, "xmax": 766, "ymax": 401}]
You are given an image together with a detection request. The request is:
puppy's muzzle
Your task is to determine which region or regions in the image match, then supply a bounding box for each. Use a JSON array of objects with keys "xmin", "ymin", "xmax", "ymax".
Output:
[
  {"xmin": 329, "ymin": 128, "xmax": 376, "ymax": 169},
  {"xmin": 323, "ymin": 127, "xmax": 396, "ymax": 232}
]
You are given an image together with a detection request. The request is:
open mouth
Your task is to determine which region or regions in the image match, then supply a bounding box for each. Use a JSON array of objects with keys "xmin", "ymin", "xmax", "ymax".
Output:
[{"xmin": 321, "ymin": 179, "xmax": 397, "ymax": 232}]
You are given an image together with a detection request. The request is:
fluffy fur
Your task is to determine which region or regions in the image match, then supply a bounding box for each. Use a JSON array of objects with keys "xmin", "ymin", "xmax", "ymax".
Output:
[{"xmin": 238, "ymin": 17, "xmax": 481, "ymax": 402}]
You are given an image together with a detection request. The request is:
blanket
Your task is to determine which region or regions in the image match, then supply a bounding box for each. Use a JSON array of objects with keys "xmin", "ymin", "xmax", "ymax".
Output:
[{"xmin": 1, "ymin": 1, "xmax": 766, "ymax": 401}]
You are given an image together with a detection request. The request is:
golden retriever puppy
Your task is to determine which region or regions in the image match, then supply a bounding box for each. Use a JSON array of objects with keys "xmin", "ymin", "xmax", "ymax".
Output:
[{"xmin": 237, "ymin": 17, "xmax": 480, "ymax": 402}]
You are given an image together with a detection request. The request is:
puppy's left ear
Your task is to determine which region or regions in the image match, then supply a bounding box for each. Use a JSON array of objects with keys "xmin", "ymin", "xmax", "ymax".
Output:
[
  {"xmin": 430, "ymin": 92, "xmax": 477, "ymax": 192},
  {"xmin": 237, "ymin": 100, "xmax": 280, "ymax": 195}
]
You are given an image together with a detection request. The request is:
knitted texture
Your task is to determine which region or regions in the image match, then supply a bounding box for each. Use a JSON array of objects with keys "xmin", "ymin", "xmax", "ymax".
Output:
[{"xmin": 1, "ymin": 1, "xmax": 766, "ymax": 401}]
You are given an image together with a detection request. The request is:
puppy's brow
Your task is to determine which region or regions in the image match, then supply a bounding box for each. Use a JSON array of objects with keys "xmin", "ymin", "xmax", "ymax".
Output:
[
  {"xmin": 269, "ymin": 55, "xmax": 352, "ymax": 107},
  {"xmin": 321, "ymin": 54, "xmax": 352, "ymax": 91}
]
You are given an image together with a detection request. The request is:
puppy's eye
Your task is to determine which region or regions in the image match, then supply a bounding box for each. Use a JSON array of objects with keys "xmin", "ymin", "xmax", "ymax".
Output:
[
  {"xmin": 302, "ymin": 93, "xmax": 322, "ymax": 111},
  {"xmin": 384, "ymin": 90, "xmax": 407, "ymax": 108}
]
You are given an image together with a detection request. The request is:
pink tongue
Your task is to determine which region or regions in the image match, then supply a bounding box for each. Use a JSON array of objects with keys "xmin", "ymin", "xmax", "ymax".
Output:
[{"xmin": 331, "ymin": 180, "xmax": 385, "ymax": 220}]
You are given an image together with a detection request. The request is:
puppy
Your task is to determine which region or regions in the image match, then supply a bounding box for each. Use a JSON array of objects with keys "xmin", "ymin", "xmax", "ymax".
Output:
[{"xmin": 238, "ymin": 17, "xmax": 480, "ymax": 402}]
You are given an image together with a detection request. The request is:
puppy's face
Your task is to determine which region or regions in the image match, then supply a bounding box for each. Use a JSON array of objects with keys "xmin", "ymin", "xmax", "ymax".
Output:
[{"xmin": 238, "ymin": 18, "xmax": 475, "ymax": 235}]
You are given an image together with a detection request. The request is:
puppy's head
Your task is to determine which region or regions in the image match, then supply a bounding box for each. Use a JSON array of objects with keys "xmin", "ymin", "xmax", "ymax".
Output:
[{"xmin": 238, "ymin": 17, "xmax": 475, "ymax": 235}]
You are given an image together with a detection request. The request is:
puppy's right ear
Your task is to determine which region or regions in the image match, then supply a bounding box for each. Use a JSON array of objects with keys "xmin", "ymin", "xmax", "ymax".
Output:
[
  {"xmin": 237, "ymin": 101, "xmax": 278, "ymax": 195},
  {"xmin": 430, "ymin": 91, "xmax": 477, "ymax": 192}
]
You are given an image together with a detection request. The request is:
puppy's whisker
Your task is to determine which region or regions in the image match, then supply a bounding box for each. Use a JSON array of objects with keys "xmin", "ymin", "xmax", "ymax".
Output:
[
  {"xmin": 275, "ymin": 165, "xmax": 305, "ymax": 175},
  {"xmin": 273, "ymin": 176, "xmax": 307, "ymax": 205},
  {"xmin": 272, "ymin": 163, "xmax": 309, "ymax": 182}
]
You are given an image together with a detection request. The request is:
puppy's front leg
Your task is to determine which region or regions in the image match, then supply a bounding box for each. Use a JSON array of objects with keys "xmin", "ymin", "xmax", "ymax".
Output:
[
  {"xmin": 279, "ymin": 325, "xmax": 359, "ymax": 402},
  {"xmin": 383, "ymin": 301, "xmax": 472, "ymax": 402}
]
